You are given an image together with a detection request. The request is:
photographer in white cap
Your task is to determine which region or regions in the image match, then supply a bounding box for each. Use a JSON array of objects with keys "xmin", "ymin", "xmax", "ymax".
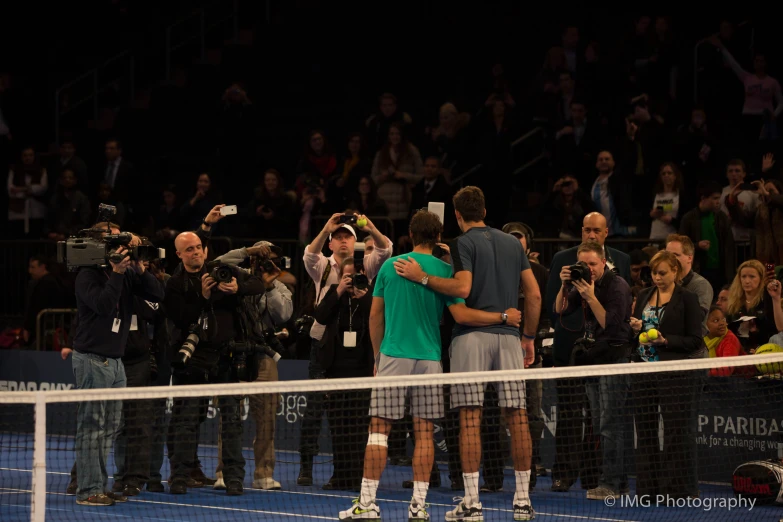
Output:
[{"xmin": 298, "ymin": 213, "xmax": 391, "ymax": 486}]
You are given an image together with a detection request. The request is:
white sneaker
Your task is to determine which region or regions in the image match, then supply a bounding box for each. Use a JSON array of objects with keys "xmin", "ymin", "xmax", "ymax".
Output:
[
  {"xmin": 409, "ymin": 500, "xmax": 430, "ymax": 521},
  {"xmin": 213, "ymin": 477, "xmax": 226, "ymax": 490},
  {"xmin": 513, "ymin": 501, "xmax": 535, "ymax": 521},
  {"xmin": 444, "ymin": 498, "xmax": 483, "ymax": 521},
  {"xmin": 253, "ymin": 478, "xmax": 282, "ymax": 490},
  {"xmin": 339, "ymin": 498, "xmax": 381, "ymax": 520}
]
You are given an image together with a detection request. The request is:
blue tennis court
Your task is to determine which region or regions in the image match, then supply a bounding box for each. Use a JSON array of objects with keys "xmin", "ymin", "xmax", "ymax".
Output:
[{"xmin": 0, "ymin": 434, "xmax": 776, "ymax": 521}]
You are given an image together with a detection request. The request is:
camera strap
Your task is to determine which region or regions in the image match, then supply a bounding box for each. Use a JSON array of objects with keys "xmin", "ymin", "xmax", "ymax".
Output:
[{"xmin": 315, "ymin": 261, "xmax": 332, "ymax": 305}]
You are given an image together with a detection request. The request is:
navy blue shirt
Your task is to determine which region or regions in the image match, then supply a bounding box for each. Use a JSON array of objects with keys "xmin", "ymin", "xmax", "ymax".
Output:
[
  {"xmin": 561, "ymin": 268, "xmax": 632, "ymax": 344},
  {"xmin": 73, "ymin": 267, "xmax": 165, "ymax": 358},
  {"xmin": 450, "ymin": 226, "xmax": 531, "ymax": 338}
]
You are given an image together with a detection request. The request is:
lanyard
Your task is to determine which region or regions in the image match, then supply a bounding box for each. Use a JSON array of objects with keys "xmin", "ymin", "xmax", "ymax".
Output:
[{"xmin": 340, "ymin": 296, "xmax": 360, "ymax": 333}]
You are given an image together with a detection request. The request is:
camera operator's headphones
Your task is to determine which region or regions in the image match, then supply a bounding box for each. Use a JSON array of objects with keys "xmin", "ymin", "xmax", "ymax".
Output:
[{"xmin": 501, "ymin": 222, "xmax": 535, "ymax": 255}]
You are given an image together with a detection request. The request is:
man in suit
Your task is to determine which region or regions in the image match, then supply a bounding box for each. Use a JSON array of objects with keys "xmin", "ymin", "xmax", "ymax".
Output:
[{"xmin": 544, "ymin": 212, "xmax": 631, "ymax": 492}]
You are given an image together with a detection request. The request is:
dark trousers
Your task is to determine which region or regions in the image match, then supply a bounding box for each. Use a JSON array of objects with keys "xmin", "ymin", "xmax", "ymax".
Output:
[
  {"xmin": 149, "ymin": 397, "xmax": 168, "ymax": 483},
  {"xmin": 299, "ymin": 340, "xmax": 328, "ymax": 457},
  {"xmin": 551, "ymin": 377, "xmax": 599, "ymax": 486},
  {"xmin": 632, "ymin": 371, "xmax": 704, "ymax": 497},
  {"xmin": 325, "ymin": 389, "xmax": 371, "ymax": 487},
  {"xmin": 114, "ymin": 359, "xmax": 154, "ymax": 487},
  {"xmin": 169, "ymin": 369, "xmax": 245, "ymax": 484}
]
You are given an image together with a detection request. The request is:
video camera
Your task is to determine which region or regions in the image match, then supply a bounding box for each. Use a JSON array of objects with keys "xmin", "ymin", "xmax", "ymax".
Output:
[{"xmin": 57, "ymin": 204, "xmax": 164, "ymax": 271}]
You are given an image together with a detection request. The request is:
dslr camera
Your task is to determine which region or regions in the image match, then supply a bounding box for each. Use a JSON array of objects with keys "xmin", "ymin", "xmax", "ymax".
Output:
[
  {"xmin": 261, "ymin": 256, "xmax": 292, "ymax": 273},
  {"xmin": 57, "ymin": 203, "xmax": 164, "ymax": 270},
  {"xmin": 339, "ymin": 214, "xmax": 358, "ymax": 225},
  {"xmin": 351, "ymin": 242, "xmax": 369, "ymax": 290},
  {"xmin": 172, "ymin": 324, "xmax": 201, "ymax": 370},
  {"xmin": 205, "ymin": 260, "xmax": 234, "ymax": 284},
  {"xmin": 567, "ymin": 261, "xmax": 591, "ymax": 284}
]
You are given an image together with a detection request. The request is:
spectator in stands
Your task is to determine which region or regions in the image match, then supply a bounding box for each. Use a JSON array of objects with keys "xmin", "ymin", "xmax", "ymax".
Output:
[
  {"xmin": 371, "ymin": 122, "xmax": 423, "ymax": 228},
  {"xmin": 679, "ymin": 180, "xmax": 735, "ymax": 293},
  {"xmin": 716, "ymin": 284, "xmax": 730, "ymax": 314},
  {"xmin": 476, "ymin": 97, "xmax": 517, "ymax": 178},
  {"xmin": 726, "ymin": 174, "xmax": 783, "ymax": 266},
  {"xmin": 630, "ymin": 250, "xmax": 705, "ymax": 500},
  {"xmin": 704, "ymin": 306, "xmax": 743, "ymax": 376},
  {"xmin": 7, "ymin": 146, "xmax": 48, "ymax": 238},
  {"xmin": 589, "ymin": 150, "xmax": 636, "ymax": 237},
  {"xmin": 153, "ymin": 184, "xmax": 181, "ymax": 240},
  {"xmin": 712, "ymin": 37, "xmax": 783, "ymax": 142},
  {"xmin": 649, "ymin": 162, "xmax": 687, "ymax": 240},
  {"xmin": 673, "ymin": 107, "xmax": 718, "ymax": 184},
  {"xmin": 720, "ymin": 158, "xmax": 760, "ymax": 243},
  {"xmin": 620, "ymin": 97, "xmax": 669, "ymax": 188},
  {"xmin": 425, "ymin": 102, "xmax": 471, "ymax": 171},
  {"xmin": 539, "ymin": 174, "xmax": 595, "ymax": 239},
  {"xmin": 346, "ymin": 176, "xmax": 388, "ymax": 218},
  {"xmin": 22, "ymin": 254, "xmax": 66, "ymax": 348},
  {"xmin": 101, "ymin": 139, "xmax": 134, "ymax": 204},
  {"xmin": 295, "ymin": 130, "xmax": 337, "ymax": 197},
  {"xmin": 665, "ymin": 234, "xmax": 714, "ymax": 323},
  {"xmin": 180, "ymin": 173, "xmax": 222, "ymax": 232},
  {"xmin": 53, "ymin": 138, "xmax": 89, "ymax": 191},
  {"xmin": 365, "ymin": 92, "xmax": 413, "ymax": 153},
  {"xmin": 725, "ymin": 260, "xmax": 783, "ymax": 354},
  {"xmin": 47, "ymin": 169, "xmax": 91, "ymax": 241},
  {"xmin": 249, "ymin": 168, "xmax": 297, "ymax": 239},
  {"xmin": 553, "ymin": 99, "xmax": 606, "ymax": 180},
  {"xmin": 408, "ymin": 156, "xmax": 455, "ymax": 235},
  {"xmin": 331, "ymin": 132, "xmax": 372, "ymax": 206}
]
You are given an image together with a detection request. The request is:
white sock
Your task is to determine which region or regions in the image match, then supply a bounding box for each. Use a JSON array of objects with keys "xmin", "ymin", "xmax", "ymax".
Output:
[
  {"xmin": 463, "ymin": 472, "xmax": 480, "ymax": 506},
  {"xmin": 514, "ymin": 470, "xmax": 531, "ymax": 505},
  {"xmin": 359, "ymin": 478, "xmax": 379, "ymax": 506},
  {"xmin": 412, "ymin": 481, "xmax": 429, "ymax": 506}
]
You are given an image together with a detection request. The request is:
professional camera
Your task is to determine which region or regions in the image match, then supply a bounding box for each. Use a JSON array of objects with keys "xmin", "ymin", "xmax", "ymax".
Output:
[
  {"xmin": 568, "ymin": 261, "xmax": 591, "ymax": 283},
  {"xmin": 172, "ymin": 324, "xmax": 201, "ymax": 370},
  {"xmin": 261, "ymin": 256, "xmax": 291, "ymax": 273},
  {"xmin": 294, "ymin": 315, "xmax": 315, "ymax": 336},
  {"xmin": 205, "ymin": 260, "xmax": 233, "ymax": 284},
  {"xmin": 349, "ymin": 242, "xmax": 369, "ymax": 290},
  {"xmin": 57, "ymin": 203, "xmax": 164, "ymax": 270},
  {"xmin": 228, "ymin": 339, "xmax": 281, "ymax": 381},
  {"xmin": 570, "ymin": 336, "xmax": 596, "ymax": 366}
]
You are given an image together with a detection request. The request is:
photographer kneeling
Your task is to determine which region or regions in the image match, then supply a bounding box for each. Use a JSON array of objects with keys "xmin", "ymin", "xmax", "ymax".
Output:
[
  {"xmin": 554, "ymin": 241, "xmax": 632, "ymax": 501},
  {"xmin": 164, "ymin": 231, "xmax": 266, "ymax": 496},
  {"xmin": 212, "ymin": 241, "xmax": 293, "ymax": 491},
  {"xmin": 313, "ymin": 257, "xmax": 374, "ymax": 491}
]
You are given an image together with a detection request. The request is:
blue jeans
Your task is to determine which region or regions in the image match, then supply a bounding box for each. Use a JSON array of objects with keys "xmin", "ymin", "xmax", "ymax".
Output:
[
  {"xmin": 585, "ymin": 372, "xmax": 629, "ymax": 492},
  {"xmin": 72, "ymin": 352, "xmax": 126, "ymax": 500}
]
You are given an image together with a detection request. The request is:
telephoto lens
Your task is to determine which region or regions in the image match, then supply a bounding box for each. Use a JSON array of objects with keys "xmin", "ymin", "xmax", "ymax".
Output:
[{"xmin": 172, "ymin": 328, "xmax": 200, "ymax": 370}]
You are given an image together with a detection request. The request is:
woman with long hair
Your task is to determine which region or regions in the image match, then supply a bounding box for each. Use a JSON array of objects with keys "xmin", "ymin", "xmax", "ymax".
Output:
[
  {"xmin": 725, "ymin": 259, "xmax": 783, "ymax": 354},
  {"xmin": 649, "ymin": 162, "xmax": 686, "ymax": 240},
  {"xmin": 370, "ymin": 122, "xmax": 422, "ymax": 227}
]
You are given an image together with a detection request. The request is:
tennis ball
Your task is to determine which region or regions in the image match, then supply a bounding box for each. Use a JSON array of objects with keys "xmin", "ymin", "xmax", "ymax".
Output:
[
  {"xmin": 639, "ymin": 332, "xmax": 649, "ymax": 344},
  {"xmin": 356, "ymin": 218, "xmax": 368, "ymax": 228},
  {"xmin": 647, "ymin": 329, "xmax": 659, "ymax": 341},
  {"xmin": 755, "ymin": 343, "xmax": 783, "ymax": 374}
]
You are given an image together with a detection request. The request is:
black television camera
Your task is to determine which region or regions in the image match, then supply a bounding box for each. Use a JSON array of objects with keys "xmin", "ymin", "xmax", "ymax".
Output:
[
  {"xmin": 567, "ymin": 261, "xmax": 591, "ymax": 284},
  {"xmin": 57, "ymin": 203, "xmax": 164, "ymax": 270}
]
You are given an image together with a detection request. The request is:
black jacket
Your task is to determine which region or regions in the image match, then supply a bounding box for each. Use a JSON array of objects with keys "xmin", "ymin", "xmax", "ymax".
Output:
[
  {"xmin": 164, "ymin": 264, "xmax": 265, "ymax": 370},
  {"xmin": 632, "ymin": 285, "xmax": 706, "ymax": 361},
  {"xmin": 73, "ymin": 268, "xmax": 164, "ymax": 358},
  {"xmin": 314, "ymin": 283, "xmax": 374, "ymax": 378}
]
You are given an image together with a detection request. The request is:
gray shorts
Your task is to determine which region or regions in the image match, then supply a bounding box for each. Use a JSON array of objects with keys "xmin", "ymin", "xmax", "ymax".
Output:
[
  {"xmin": 449, "ymin": 331, "xmax": 526, "ymax": 409},
  {"xmin": 369, "ymin": 354, "xmax": 444, "ymax": 420}
]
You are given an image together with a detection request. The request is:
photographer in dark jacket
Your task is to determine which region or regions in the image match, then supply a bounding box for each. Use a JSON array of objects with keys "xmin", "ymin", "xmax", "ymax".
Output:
[
  {"xmin": 554, "ymin": 241, "xmax": 632, "ymax": 501},
  {"xmin": 71, "ymin": 223, "xmax": 164, "ymax": 507},
  {"xmin": 314, "ymin": 257, "xmax": 374, "ymax": 490},
  {"xmin": 164, "ymin": 229, "xmax": 265, "ymax": 497}
]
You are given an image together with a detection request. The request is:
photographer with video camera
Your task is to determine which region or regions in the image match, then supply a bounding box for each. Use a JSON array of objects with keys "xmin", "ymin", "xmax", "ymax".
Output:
[
  {"xmin": 163, "ymin": 229, "xmax": 266, "ymax": 497},
  {"xmin": 297, "ymin": 212, "xmax": 391, "ymax": 485},
  {"xmin": 71, "ymin": 220, "xmax": 164, "ymax": 507},
  {"xmin": 554, "ymin": 241, "xmax": 633, "ymax": 501},
  {"xmin": 211, "ymin": 240, "xmax": 293, "ymax": 491}
]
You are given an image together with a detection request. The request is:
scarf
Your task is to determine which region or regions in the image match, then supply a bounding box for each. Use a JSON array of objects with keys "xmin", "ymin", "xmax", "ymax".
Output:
[
  {"xmin": 704, "ymin": 334, "xmax": 724, "ymax": 359},
  {"xmin": 341, "ymin": 155, "xmax": 359, "ymax": 180}
]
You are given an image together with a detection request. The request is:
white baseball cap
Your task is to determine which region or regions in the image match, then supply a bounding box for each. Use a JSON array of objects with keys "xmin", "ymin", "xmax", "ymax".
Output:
[{"xmin": 329, "ymin": 224, "xmax": 357, "ymax": 240}]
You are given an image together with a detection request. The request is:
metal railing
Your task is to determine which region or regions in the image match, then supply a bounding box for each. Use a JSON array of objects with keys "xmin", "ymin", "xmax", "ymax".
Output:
[
  {"xmin": 35, "ymin": 309, "xmax": 77, "ymax": 351},
  {"xmin": 165, "ymin": 0, "xmax": 239, "ymax": 80},
  {"xmin": 55, "ymin": 51, "xmax": 135, "ymax": 145},
  {"xmin": 693, "ymin": 20, "xmax": 753, "ymax": 104},
  {"xmin": 511, "ymin": 126, "xmax": 547, "ymax": 177}
]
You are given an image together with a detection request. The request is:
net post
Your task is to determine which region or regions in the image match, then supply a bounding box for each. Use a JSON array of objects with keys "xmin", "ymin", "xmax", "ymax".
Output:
[{"xmin": 30, "ymin": 392, "xmax": 46, "ymax": 522}]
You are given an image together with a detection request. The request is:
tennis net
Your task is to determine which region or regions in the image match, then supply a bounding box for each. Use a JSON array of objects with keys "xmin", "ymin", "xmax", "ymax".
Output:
[{"xmin": 2, "ymin": 353, "xmax": 783, "ymax": 522}]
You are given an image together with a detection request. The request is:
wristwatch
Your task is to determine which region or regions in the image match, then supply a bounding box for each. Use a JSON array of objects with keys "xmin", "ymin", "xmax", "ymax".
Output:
[
  {"xmin": 501, "ymin": 312, "xmax": 508, "ymax": 324},
  {"xmin": 420, "ymin": 274, "xmax": 429, "ymax": 286}
]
